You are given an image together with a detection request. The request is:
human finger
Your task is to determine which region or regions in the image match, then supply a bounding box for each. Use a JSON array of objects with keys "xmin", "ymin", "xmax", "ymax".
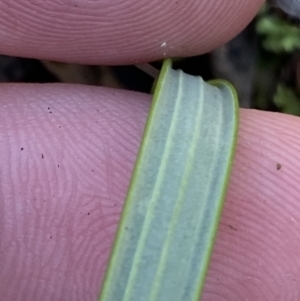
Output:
[
  {"xmin": 0, "ymin": 84, "xmax": 299, "ymax": 301},
  {"xmin": 0, "ymin": 0, "xmax": 264, "ymax": 64}
]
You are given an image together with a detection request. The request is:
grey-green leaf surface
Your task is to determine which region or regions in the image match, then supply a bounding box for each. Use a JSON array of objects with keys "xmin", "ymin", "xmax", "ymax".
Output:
[{"xmin": 99, "ymin": 59, "xmax": 239, "ymax": 301}]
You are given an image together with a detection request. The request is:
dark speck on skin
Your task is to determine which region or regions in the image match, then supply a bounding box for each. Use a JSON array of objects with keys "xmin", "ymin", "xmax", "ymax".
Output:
[
  {"xmin": 277, "ymin": 163, "xmax": 282, "ymax": 170},
  {"xmin": 229, "ymin": 225, "xmax": 237, "ymax": 231},
  {"xmin": 41, "ymin": 154, "xmax": 44, "ymax": 159},
  {"xmin": 21, "ymin": 147, "xmax": 24, "ymax": 151}
]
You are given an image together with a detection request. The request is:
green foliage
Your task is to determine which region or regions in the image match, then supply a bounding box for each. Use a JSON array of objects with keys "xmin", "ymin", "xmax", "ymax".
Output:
[
  {"xmin": 256, "ymin": 15, "xmax": 300, "ymax": 53},
  {"xmin": 274, "ymin": 84, "xmax": 300, "ymax": 115}
]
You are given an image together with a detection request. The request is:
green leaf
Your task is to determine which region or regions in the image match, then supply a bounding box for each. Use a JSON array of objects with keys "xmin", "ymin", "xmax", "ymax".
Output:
[
  {"xmin": 98, "ymin": 59, "xmax": 239, "ymax": 301},
  {"xmin": 256, "ymin": 14, "xmax": 300, "ymax": 53},
  {"xmin": 274, "ymin": 84, "xmax": 300, "ymax": 115}
]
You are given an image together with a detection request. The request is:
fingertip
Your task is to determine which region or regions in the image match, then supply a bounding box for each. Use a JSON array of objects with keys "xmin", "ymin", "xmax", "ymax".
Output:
[
  {"xmin": 0, "ymin": 0, "xmax": 264, "ymax": 64},
  {"xmin": 2, "ymin": 84, "xmax": 299, "ymax": 301}
]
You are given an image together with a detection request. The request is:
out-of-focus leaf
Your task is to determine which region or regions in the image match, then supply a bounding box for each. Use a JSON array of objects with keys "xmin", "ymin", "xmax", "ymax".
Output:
[
  {"xmin": 274, "ymin": 84, "xmax": 300, "ymax": 115},
  {"xmin": 256, "ymin": 15, "xmax": 300, "ymax": 53}
]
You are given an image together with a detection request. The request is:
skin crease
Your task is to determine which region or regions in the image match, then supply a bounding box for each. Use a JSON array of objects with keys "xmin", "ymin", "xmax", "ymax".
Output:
[{"xmin": 1, "ymin": 0, "xmax": 300, "ymax": 300}]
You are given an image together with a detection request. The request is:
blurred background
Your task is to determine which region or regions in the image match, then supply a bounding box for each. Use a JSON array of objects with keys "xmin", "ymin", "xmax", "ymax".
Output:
[{"xmin": 1, "ymin": 4, "xmax": 300, "ymax": 115}]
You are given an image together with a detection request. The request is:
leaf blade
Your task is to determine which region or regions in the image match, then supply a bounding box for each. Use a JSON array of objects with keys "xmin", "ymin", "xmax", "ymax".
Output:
[{"xmin": 99, "ymin": 59, "xmax": 239, "ymax": 301}]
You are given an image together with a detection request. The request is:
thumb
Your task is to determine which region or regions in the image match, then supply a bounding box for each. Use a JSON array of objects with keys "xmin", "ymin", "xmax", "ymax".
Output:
[{"xmin": 0, "ymin": 84, "xmax": 299, "ymax": 301}]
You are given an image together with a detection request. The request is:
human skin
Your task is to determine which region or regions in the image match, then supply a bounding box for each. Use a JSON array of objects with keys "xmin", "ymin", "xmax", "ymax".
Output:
[
  {"xmin": 1, "ymin": 0, "xmax": 300, "ymax": 301},
  {"xmin": 269, "ymin": 0, "xmax": 300, "ymax": 19}
]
